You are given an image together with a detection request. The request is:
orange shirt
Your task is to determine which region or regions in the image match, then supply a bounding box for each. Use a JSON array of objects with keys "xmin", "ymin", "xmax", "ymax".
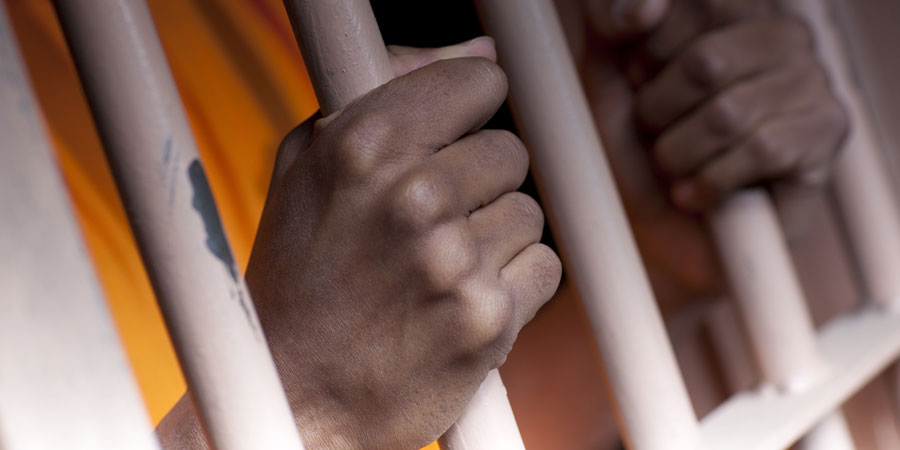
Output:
[
  {"xmin": 10, "ymin": 0, "xmax": 309, "ymax": 427},
  {"xmin": 12, "ymin": 2, "xmax": 440, "ymax": 447}
]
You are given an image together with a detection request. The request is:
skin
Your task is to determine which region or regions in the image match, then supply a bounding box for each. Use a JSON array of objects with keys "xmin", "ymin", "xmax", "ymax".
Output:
[
  {"xmin": 157, "ymin": 39, "xmax": 562, "ymax": 450},
  {"xmin": 502, "ymin": 1, "xmax": 849, "ymax": 449},
  {"xmin": 158, "ymin": 1, "xmax": 849, "ymax": 447},
  {"xmin": 586, "ymin": 0, "xmax": 848, "ymax": 305}
]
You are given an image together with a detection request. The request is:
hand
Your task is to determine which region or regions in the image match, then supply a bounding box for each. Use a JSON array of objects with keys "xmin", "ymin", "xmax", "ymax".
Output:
[
  {"xmin": 246, "ymin": 39, "xmax": 561, "ymax": 450},
  {"xmin": 633, "ymin": 16, "xmax": 848, "ymax": 213},
  {"xmin": 581, "ymin": 0, "xmax": 847, "ymax": 306}
]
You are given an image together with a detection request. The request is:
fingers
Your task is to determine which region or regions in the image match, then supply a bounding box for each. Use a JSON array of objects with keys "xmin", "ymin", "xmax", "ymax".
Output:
[
  {"xmin": 319, "ymin": 57, "xmax": 508, "ymax": 179},
  {"xmin": 442, "ymin": 242, "xmax": 560, "ymax": 361},
  {"xmin": 387, "ymin": 36, "xmax": 497, "ymax": 77},
  {"xmin": 383, "ymin": 128, "xmax": 530, "ymax": 233},
  {"xmin": 671, "ymin": 102, "xmax": 847, "ymax": 210},
  {"xmin": 653, "ymin": 55, "xmax": 826, "ymax": 177},
  {"xmin": 332, "ymin": 58, "xmax": 507, "ymax": 160},
  {"xmin": 585, "ymin": 0, "xmax": 670, "ymax": 39},
  {"xmin": 622, "ymin": 1, "xmax": 775, "ymax": 85},
  {"xmin": 428, "ymin": 192, "xmax": 554, "ymax": 362},
  {"xmin": 469, "ymin": 192, "xmax": 545, "ymax": 269},
  {"xmin": 500, "ymin": 243, "xmax": 562, "ymax": 331},
  {"xmin": 637, "ymin": 18, "xmax": 812, "ymax": 132},
  {"xmin": 631, "ymin": 14, "xmax": 847, "ymax": 214},
  {"xmin": 431, "ymin": 129, "xmax": 530, "ymax": 213},
  {"xmin": 409, "ymin": 195, "xmax": 557, "ymax": 362}
]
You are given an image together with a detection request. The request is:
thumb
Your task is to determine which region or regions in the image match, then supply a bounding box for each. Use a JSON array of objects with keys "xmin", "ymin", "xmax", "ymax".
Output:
[
  {"xmin": 386, "ymin": 36, "xmax": 497, "ymax": 77},
  {"xmin": 586, "ymin": 0, "xmax": 669, "ymax": 39}
]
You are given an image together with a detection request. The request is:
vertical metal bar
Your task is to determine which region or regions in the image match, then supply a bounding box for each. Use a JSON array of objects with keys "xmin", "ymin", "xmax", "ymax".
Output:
[
  {"xmin": 440, "ymin": 370, "xmax": 526, "ymax": 450},
  {"xmin": 50, "ymin": 1, "xmax": 304, "ymax": 449},
  {"xmin": 709, "ymin": 191, "xmax": 855, "ymax": 449},
  {"xmin": 785, "ymin": 0, "xmax": 900, "ymax": 309},
  {"xmin": 785, "ymin": 0, "xmax": 900, "ymax": 445},
  {"xmin": 704, "ymin": 300, "xmax": 759, "ymax": 394},
  {"xmin": 680, "ymin": 0, "xmax": 866, "ymax": 446},
  {"xmin": 0, "ymin": 3, "xmax": 158, "ymax": 449},
  {"xmin": 281, "ymin": 1, "xmax": 526, "ymax": 448},
  {"xmin": 796, "ymin": 412, "xmax": 856, "ymax": 450},
  {"xmin": 702, "ymin": 6, "xmax": 860, "ymax": 448},
  {"xmin": 710, "ymin": 192, "xmax": 820, "ymax": 390},
  {"xmin": 282, "ymin": 0, "xmax": 391, "ymax": 116},
  {"xmin": 474, "ymin": 0, "xmax": 701, "ymax": 449}
]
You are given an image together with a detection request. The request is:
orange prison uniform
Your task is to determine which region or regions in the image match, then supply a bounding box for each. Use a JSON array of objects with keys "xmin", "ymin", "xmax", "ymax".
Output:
[{"xmin": 8, "ymin": 1, "xmax": 438, "ymax": 448}]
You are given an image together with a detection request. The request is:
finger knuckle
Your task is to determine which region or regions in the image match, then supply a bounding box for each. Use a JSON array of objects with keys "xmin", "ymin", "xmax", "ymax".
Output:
[
  {"xmin": 706, "ymin": 92, "xmax": 746, "ymax": 138},
  {"xmin": 485, "ymin": 129, "xmax": 529, "ymax": 174},
  {"xmin": 419, "ymin": 224, "xmax": 479, "ymax": 293},
  {"xmin": 504, "ymin": 193, "xmax": 544, "ymax": 233},
  {"xmin": 749, "ymin": 127, "xmax": 790, "ymax": 172},
  {"xmin": 454, "ymin": 284, "xmax": 513, "ymax": 352},
  {"xmin": 332, "ymin": 113, "xmax": 394, "ymax": 178},
  {"xmin": 685, "ymin": 39, "xmax": 729, "ymax": 89},
  {"xmin": 388, "ymin": 169, "xmax": 454, "ymax": 231}
]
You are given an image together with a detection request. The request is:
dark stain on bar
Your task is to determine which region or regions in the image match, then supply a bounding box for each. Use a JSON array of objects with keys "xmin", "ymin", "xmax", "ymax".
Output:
[
  {"xmin": 163, "ymin": 136, "xmax": 172, "ymax": 165},
  {"xmin": 188, "ymin": 159, "xmax": 237, "ymax": 282},
  {"xmin": 164, "ymin": 137, "xmax": 177, "ymax": 209},
  {"xmin": 188, "ymin": 159, "xmax": 258, "ymax": 335}
]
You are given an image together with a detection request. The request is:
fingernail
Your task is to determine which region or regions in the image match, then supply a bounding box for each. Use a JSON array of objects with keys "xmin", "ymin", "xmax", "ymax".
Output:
[
  {"xmin": 465, "ymin": 36, "xmax": 494, "ymax": 47},
  {"xmin": 449, "ymin": 36, "xmax": 496, "ymax": 62}
]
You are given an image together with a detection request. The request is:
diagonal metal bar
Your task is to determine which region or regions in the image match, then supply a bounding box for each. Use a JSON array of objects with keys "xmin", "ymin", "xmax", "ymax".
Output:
[
  {"xmin": 50, "ymin": 1, "xmax": 304, "ymax": 448},
  {"xmin": 0, "ymin": 3, "xmax": 159, "ymax": 448}
]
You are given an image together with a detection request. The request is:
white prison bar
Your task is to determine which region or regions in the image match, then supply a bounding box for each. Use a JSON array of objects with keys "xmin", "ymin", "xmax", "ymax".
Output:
[
  {"xmin": 783, "ymin": 0, "xmax": 900, "ymax": 308},
  {"xmin": 280, "ymin": 1, "xmax": 526, "ymax": 449},
  {"xmin": 51, "ymin": 1, "xmax": 304, "ymax": 449},
  {"xmin": 690, "ymin": 0, "xmax": 869, "ymax": 447},
  {"xmin": 704, "ymin": 299, "xmax": 759, "ymax": 394},
  {"xmin": 475, "ymin": 0, "xmax": 701, "ymax": 448},
  {"xmin": 0, "ymin": 3, "xmax": 158, "ymax": 449},
  {"xmin": 440, "ymin": 370, "xmax": 525, "ymax": 450},
  {"xmin": 701, "ymin": 305, "xmax": 900, "ymax": 449},
  {"xmin": 709, "ymin": 191, "xmax": 855, "ymax": 449},
  {"xmin": 800, "ymin": 0, "xmax": 900, "ymax": 436},
  {"xmin": 709, "ymin": 192, "xmax": 819, "ymax": 389},
  {"xmin": 704, "ymin": 0, "xmax": 900, "ymax": 447}
]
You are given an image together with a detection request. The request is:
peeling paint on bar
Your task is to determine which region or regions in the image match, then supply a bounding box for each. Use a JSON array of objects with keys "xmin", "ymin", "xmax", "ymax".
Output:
[
  {"xmin": 475, "ymin": 0, "xmax": 700, "ymax": 448},
  {"xmin": 51, "ymin": 1, "xmax": 304, "ymax": 448}
]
